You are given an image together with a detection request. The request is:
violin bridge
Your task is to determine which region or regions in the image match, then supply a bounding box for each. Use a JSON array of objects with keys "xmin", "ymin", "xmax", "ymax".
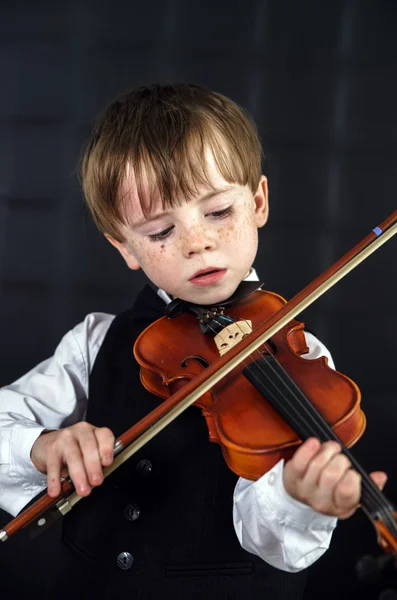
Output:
[{"xmin": 214, "ymin": 320, "xmax": 252, "ymax": 356}]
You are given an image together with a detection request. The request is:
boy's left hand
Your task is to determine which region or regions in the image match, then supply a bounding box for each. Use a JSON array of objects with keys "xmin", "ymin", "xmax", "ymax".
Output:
[{"xmin": 283, "ymin": 438, "xmax": 388, "ymax": 519}]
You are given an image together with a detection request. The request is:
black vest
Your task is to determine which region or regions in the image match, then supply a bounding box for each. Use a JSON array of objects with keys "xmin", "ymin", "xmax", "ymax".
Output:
[{"xmin": 59, "ymin": 284, "xmax": 307, "ymax": 599}]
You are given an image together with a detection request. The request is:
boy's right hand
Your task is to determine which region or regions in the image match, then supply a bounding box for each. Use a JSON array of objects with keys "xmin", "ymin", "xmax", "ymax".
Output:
[{"xmin": 30, "ymin": 422, "xmax": 115, "ymax": 498}]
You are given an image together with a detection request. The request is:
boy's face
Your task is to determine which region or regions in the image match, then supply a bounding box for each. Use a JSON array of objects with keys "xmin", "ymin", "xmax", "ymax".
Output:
[{"xmin": 107, "ymin": 155, "xmax": 268, "ymax": 305}]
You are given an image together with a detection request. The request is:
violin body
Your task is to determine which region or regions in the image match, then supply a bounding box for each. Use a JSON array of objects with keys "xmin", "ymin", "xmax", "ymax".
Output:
[{"xmin": 134, "ymin": 289, "xmax": 366, "ymax": 480}]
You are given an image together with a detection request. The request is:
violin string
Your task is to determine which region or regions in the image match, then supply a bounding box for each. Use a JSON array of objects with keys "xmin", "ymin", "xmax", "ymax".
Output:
[{"xmin": 207, "ymin": 313, "xmax": 397, "ymax": 533}]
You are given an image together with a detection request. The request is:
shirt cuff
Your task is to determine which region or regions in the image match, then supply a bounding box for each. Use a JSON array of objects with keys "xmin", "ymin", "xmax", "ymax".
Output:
[
  {"xmin": 9, "ymin": 422, "xmax": 49, "ymax": 489},
  {"xmin": 235, "ymin": 459, "xmax": 338, "ymax": 531}
]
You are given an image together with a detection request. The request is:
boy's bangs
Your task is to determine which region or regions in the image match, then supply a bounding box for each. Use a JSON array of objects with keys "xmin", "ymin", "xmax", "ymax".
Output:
[{"xmin": 131, "ymin": 128, "xmax": 252, "ymax": 219}]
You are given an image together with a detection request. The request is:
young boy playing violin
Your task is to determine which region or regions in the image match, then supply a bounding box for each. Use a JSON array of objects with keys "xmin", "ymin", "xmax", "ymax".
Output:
[{"xmin": 0, "ymin": 83, "xmax": 387, "ymax": 600}]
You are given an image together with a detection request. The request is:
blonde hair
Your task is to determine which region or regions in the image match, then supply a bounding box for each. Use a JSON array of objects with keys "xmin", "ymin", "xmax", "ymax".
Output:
[{"xmin": 81, "ymin": 83, "xmax": 263, "ymax": 241}]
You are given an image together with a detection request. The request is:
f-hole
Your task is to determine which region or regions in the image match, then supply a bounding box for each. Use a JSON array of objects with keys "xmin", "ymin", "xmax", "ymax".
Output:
[{"xmin": 181, "ymin": 355, "xmax": 210, "ymax": 369}]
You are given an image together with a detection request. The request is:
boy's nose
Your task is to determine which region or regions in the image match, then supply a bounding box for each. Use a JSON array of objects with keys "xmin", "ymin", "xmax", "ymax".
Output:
[{"xmin": 182, "ymin": 230, "xmax": 216, "ymax": 258}]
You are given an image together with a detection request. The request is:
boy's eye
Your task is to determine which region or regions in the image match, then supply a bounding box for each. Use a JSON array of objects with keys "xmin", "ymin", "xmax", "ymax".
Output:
[
  {"xmin": 208, "ymin": 206, "xmax": 234, "ymax": 219},
  {"xmin": 148, "ymin": 225, "xmax": 174, "ymax": 242}
]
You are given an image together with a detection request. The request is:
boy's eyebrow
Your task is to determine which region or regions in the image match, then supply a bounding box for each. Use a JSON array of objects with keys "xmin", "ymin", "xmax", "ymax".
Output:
[{"xmin": 131, "ymin": 185, "xmax": 234, "ymax": 228}]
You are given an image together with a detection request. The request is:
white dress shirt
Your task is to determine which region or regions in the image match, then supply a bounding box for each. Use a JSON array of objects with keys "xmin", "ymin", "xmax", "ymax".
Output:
[{"xmin": 0, "ymin": 270, "xmax": 337, "ymax": 572}]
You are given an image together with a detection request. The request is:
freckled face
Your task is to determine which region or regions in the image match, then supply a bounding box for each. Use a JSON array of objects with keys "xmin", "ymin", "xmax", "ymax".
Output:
[{"xmin": 111, "ymin": 162, "xmax": 268, "ymax": 305}]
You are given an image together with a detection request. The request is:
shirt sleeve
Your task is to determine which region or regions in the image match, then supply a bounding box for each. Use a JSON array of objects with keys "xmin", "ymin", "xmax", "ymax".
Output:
[
  {"xmin": 0, "ymin": 313, "xmax": 114, "ymax": 516},
  {"xmin": 233, "ymin": 331, "xmax": 338, "ymax": 572}
]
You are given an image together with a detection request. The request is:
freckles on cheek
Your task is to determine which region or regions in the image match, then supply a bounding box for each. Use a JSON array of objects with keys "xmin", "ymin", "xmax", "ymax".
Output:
[
  {"xmin": 230, "ymin": 227, "xmax": 239, "ymax": 241},
  {"xmin": 217, "ymin": 223, "xmax": 238, "ymax": 241}
]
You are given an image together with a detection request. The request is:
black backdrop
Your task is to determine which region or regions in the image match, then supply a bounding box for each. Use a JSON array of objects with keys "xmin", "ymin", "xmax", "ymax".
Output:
[{"xmin": 0, "ymin": 1, "xmax": 396, "ymax": 598}]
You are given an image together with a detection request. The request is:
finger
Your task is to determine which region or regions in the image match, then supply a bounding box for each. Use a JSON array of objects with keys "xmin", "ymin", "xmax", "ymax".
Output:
[
  {"xmin": 77, "ymin": 428, "xmax": 106, "ymax": 487},
  {"xmin": 46, "ymin": 450, "xmax": 65, "ymax": 498},
  {"xmin": 95, "ymin": 427, "xmax": 115, "ymax": 467},
  {"xmin": 337, "ymin": 471, "xmax": 387, "ymax": 519},
  {"xmin": 63, "ymin": 441, "xmax": 92, "ymax": 497},
  {"xmin": 301, "ymin": 440, "xmax": 343, "ymax": 489},
  {"xmin": 299, "ymin": 453, "xmax": 351, "ymax": 513},
  {"xmin": 369, "ymin": 471, "xmax": 388, "ymax": 491},
  {"xmin": 285, "ymin": 438, "xmax": 322, "ymax": 482},
  {"xmin": 316, "ymin": 452, "xmax": 352, "ymax": 491},
  {"xmin": 333, "ymin": 469, "xmax": 361, "ymax": 514}
]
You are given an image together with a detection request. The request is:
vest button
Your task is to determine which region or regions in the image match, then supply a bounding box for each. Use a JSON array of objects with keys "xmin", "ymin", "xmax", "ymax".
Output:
[
  {"xmin": 124, "ymin": 503, "xmax": 141, "ymax": 521},
  {"xmin": 136, "ymin": 459, "xmax": 152, "ymax": 476},
  {"xmin": 117, "ymin": 552, "xmax": 134, "ymax": 570}
]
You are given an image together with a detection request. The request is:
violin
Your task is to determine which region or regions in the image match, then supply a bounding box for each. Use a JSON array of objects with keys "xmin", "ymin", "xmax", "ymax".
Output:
[
  {"xmin": 135, "ymin": 284, "xmax": 365, "ymax": 480},
  {"xmin": 1, "ymin": 211, "xmax": 397, "ymax": 571}
]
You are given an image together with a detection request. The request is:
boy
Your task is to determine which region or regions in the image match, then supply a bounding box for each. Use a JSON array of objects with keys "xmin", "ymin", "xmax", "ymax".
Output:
[{"xmin": 0, "ymin": 83, "xmax": 386, "ymax": 600}]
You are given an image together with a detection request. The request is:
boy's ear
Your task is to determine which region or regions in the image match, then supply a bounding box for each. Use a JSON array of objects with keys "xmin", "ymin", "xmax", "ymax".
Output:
[
  {"xmin": 253, "ymin": 175, "xmax": 269, "ymax": 228},
  {"xmin": 105, "ymin": 234, "xmax": 141, "ymax": 271}
]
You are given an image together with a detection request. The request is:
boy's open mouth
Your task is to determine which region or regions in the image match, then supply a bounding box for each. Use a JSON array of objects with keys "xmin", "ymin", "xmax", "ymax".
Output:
[{"xmin": 189, "ymin": 268, "xmax": 227, "ymax": 286}]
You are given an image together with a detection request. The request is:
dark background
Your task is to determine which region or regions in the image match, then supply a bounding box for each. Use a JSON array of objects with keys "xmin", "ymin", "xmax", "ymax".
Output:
[{"xmin": 0, "ymin": 1, "xmax": 396, "ymax": 598}]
